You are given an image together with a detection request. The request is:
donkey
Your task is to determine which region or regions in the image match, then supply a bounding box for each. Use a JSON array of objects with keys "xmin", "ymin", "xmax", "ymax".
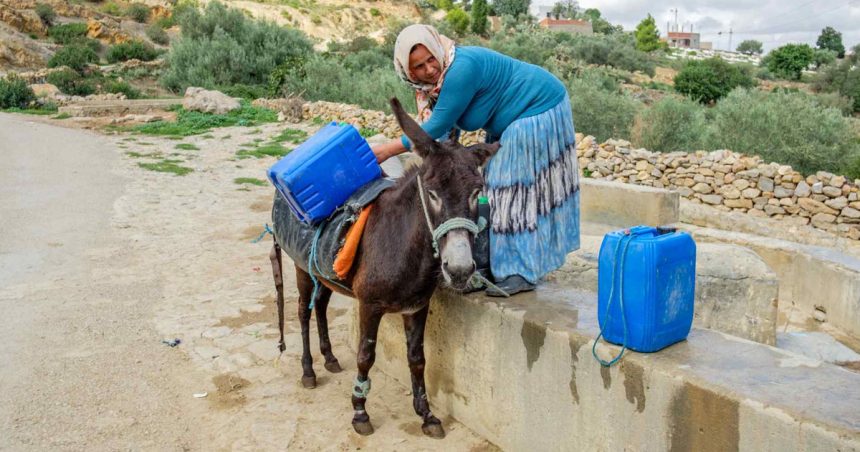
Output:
[{"xmin": 269, "ymin": 97, "xmax": 499, "ymax": 438}]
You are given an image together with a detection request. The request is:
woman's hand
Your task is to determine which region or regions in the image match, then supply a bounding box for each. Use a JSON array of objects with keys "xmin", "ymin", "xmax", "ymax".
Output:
[{"xmin": 371, "ymin": 140, "xmax": 406, "ymax": 164}]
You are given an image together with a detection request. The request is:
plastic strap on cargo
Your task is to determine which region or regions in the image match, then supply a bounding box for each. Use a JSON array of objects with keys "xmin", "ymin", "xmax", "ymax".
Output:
[{"xmin": 592, "ymin": 230, "xmax": 637, "ymax": 367}]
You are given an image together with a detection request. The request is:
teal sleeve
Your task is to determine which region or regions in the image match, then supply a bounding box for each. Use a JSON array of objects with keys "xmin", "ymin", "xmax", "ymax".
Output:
[{"xmin": 400, "ymin": 59, "xmax": 480, "ymax": 150}]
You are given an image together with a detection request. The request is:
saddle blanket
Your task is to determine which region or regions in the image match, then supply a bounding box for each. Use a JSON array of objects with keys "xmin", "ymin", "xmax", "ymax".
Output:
[{"xmin": 272, "ymin": 177, "xmax": 395, "ymax": 284}]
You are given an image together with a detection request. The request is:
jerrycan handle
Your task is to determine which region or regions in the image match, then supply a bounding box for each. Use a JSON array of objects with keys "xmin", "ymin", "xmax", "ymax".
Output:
[{"xmin": 626, "ymin": 225, "xmax": 657, "ymax": 237}]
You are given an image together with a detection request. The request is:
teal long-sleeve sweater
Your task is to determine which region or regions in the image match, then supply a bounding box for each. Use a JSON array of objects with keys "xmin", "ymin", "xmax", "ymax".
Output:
[{"xmin": 400, "ymin": 46, "xmax": 567, "ymax": 150}]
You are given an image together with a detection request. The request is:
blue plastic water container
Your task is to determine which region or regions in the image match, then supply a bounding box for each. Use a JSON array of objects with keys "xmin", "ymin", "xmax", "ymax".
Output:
[
  {"xmin": 597, "ymin": 226, "xmax": 697, "ymax": 353},
  {"xmin": 267, "ymin": 122, "xmax": 381, "ymax": 225}
]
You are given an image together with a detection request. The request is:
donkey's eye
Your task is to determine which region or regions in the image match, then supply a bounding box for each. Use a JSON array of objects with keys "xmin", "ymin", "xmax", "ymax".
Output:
[
  {"xmin": 427, "ymin": 190, "xmax": 440, "ymax": 202},
  {"xmin": 470, "ymin": 189, "xmax": 481, "ymax": 206}
]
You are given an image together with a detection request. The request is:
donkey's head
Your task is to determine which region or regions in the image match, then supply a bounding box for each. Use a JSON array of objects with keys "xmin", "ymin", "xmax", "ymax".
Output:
[{"xmin": 390, "ymin": 97, "xmax": 500, "ymax": 290}]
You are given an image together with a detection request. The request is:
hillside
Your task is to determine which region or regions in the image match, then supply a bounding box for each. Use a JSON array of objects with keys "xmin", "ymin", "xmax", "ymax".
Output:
[{"xmin": 0, "ymin": 0, "xmax": 424, "ymax": 73}]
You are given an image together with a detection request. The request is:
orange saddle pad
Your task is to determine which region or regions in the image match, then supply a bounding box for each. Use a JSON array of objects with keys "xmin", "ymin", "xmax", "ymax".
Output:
[{"xmin": 332, "ymin": 204, "xmax": 373, "ymax": 280}]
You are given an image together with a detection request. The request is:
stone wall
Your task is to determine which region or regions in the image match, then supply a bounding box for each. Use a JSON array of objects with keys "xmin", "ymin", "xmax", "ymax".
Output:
[
  {"xmin": 298, "ymin": 100, "xmax": 860, "ymax": 241},
  {"xmin": 576, "ymin": 137, "xmax": 860, "ymax": 241}
]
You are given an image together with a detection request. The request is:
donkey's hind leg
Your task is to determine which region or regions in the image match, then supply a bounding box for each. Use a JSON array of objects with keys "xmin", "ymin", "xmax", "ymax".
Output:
[
  {"xmin": 313, "ymin": 287, "xmax": 342, "ymax": 373},
  {"xmin": 351, "ymin": 302, "xmax": 384, "ymax": 436},
  {"xmin": 295, "ymin": 265, "xmax": 318, "ymax": 389},
  {"xmin": 404, "ymin": 305, "xmax": 445, "ymax": 438}
]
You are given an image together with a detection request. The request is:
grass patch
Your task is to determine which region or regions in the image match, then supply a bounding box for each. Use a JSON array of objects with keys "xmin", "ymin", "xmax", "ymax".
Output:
[
  {"xmin": 202, "ymin": 134, "xmax": 214, "ymax": 139},
  {"xmin": 53, "ymin": 112, "xmax": 71, "ymax": 119},
  {"xmin": 359, "ymin": 127, "xmax": 379, "ymax": 138},
  {"xmin": 132, "ymin": 102, "xmax": 278, "ymax": 137},
  {"xmin": 311, "ymin": 116, "xmax": 327, "ymax": 125},
  {"xmin": 236, "ymin": 143, "xmax": 290, "ymax": 159},
  {"xmin": 272, "ymin": 128, "xmax": 308, "ymax": 144},
  {"xmin": 1, "ymin": 106, "xmax": 58, "ymax": 115},
  {"xmin": 234, "ymin": 177, "xmax": 268, "ymax": 186},
  {"xmin": 175, "ymin": 143, "xmax": 200, "ymax": 151},
  {"xmin": 122, "ymin": 137, "xmax": 138, "ymax": 142},
  {"xmin": 138, "ymin": 160, "xmax": 193, "ymax": 175},
  {"xmin": 126, "ymin": 151, "xmax": 163, "ymax": 158}
]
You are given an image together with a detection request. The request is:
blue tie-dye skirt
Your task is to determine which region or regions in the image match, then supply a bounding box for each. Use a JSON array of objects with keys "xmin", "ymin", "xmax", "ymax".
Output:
[{"xmin": 484, "ymin": 97, "xmax": 580, "ymax": 283}]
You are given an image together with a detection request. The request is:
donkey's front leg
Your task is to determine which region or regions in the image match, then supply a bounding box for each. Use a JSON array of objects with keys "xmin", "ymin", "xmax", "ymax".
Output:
[
  {"xmin": 404, "ymin": 305, "xmax": 445, "ymax": 439},
  {"xmin": 351, "ymin": 303, "xmax": 383, "ymax": 436}
]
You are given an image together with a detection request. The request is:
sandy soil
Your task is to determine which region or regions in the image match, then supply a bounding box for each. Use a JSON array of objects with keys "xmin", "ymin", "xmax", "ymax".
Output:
[{"xmin": 0, "ymin": 112, "xmax": 495, "ymax": 450}]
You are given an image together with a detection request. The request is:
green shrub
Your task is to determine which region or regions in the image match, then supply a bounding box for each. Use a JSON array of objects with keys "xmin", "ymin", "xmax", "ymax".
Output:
[
  {"xmin": 160, "ymin": 1, "xmax": 313, "ymax": 93},
  {"xmin": 48, "ymin": 23, "xmax": 88, "ymax": 44},
  {"xmin": 101, "ymin": 2, "xmax": 122, "ymax": 15},
  {"xmin": 566, "ymin": 73, "xmax": 641, "ymax": 142},
  {"xmin": 763, "ymin": 44, "xmax": 814, "ymax": 80},
  {"xmin": 277, "ymin": 54, "xmax": 414, "ymax": 113},
  {"xmin": 126, "ymin": 3, "xmax": 151, "ymax": 23},
  {"xmin": 445, "ymin": 8, "xmax": 470, "ymax": 35},
  {"xmin": 708, "ymin": 89, "xmax": 859, "ymax": 176},
  {"xmin": 48, "ymin": 44, "xmax": 99, "ymax": 73},
  {"xmin": 219, "ymin": 83, "xmax": 268, "ymax": 100},
  {"xmin": 146, "ymin": 24, "xmax": 170, "ymax": 45},
  {"xmin": 35, "ymin": 3, "xmax": 56, "ymax": 26},
  {"xmin": 631, "ymin": 96, "xmax": 707, "ymax": 152},
  {"xmin": 369, "ymin": 7, "xmax": 380, "ymax": 17},
  {"xmin": 46, "ymin": 68, "xmax": 96, "ymax": 95},
  {"xmin": 674, "ymin": 57, "xmax": 756, "ymax": 104},
  {"xmin": 0, "ymin": 74, "xmax": 36, "ymax": 109},
  {"xmin": 814, "ymin": 45, "xmax": 860, "ymax": 113},
  {"xmin": 107, "ymin": 41, "xmax": 159, "ymax": 63},
  {"xmin": 104, "ymin": 79, "xmax": 142, "ymax": 99}
]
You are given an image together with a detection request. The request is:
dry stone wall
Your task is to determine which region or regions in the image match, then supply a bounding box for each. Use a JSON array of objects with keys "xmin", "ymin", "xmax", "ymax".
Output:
[{"xmin": 296, "ymin": 100, "xmax": 860, "ymax": 241}]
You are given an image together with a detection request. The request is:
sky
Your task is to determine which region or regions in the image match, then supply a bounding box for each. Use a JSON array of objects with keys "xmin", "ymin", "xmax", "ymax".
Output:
[{"xmin": 532, "ymin": 0, "xmax": 860, "ymax": 53}]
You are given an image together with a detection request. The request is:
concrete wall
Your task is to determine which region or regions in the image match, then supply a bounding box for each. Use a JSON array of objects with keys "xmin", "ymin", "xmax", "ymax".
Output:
[
  {"xmin": 685, "ymin": 226, "xmax": 860, "ymax": 339},
  {"xmin": 353, "ymin": 289, "xmax": 860, "ymax": 451},
  {"xmin": 580, "ymin": 179, "xmax": 679, "ymax": 229}
]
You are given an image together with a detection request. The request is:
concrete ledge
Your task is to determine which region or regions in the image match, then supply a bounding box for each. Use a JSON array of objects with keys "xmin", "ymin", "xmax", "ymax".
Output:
[
  {"xmin": 58, "ymin": 99, "xmax": 180, "ymax": 117},
  {"xmin": 354, "ymin": 286, "xmax": 860, "ymax": 451},
  {"xmin": 684, "ymin": 225, "xmax": 860, "ymax": 339},
  {"xmin": 547, "ymin": 235, "xmax": 780, "ymax": 345},
  {"xmin": 581, "ymin": 179, "xmax": 679, "ymax": 228}
]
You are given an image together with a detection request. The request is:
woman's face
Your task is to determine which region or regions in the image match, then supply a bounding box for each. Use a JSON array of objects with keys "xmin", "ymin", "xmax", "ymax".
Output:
[{"xmin": 409, "ymin": 44, "xmax": 442, "ymax": 84}]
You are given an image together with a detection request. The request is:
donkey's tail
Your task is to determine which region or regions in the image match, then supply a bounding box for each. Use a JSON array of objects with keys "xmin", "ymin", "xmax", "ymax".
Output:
[{"xmin": 269, "ymin": 239, "xmax": 286, "ymax": 353}]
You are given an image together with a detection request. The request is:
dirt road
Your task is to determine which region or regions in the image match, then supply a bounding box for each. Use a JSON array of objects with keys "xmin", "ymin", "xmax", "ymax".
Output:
[{"xmin": 0, "ymin": 113, "xmax": 493, "ymax": 451}]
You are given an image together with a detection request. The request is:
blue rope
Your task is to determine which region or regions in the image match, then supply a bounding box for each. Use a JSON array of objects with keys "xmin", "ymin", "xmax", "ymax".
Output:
[
  {"xmin": 251, "ymin": 223, "xmax": 274, "ymax": 243},
  {"xmin": 306, "ymin": 223, "xmax": 353, "ymax": 310},
  {"xmin": 592, "ymin": 232, "xmax": 634, "ymax": 367}
]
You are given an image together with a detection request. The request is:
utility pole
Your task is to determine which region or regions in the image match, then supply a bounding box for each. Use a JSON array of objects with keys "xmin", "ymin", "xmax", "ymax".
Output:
[{"xmin": 669, "ymin": 8, "xmax": 678, "ymax": 32}]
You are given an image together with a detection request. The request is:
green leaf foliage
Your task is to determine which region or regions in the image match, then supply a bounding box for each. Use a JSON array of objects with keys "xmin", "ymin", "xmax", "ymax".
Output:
[{"xmin": 674, "ymin": 57, "xmax": 756, "ymax": 104}]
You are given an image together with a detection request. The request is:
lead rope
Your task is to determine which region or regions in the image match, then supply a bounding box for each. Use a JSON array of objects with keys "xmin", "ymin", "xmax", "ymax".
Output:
[
  {"xmin": 592, "ymin": 231, "xmax": 634, "ymax": 367},
  {"xmin": 416, "ymin": 175, "xmax": 509, "ymax": 297}
]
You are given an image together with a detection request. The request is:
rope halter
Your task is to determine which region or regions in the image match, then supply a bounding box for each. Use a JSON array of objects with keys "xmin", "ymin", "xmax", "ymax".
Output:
[{"xmin": 416, "ymin": 174, "xmax": 486, "ymax": 259}]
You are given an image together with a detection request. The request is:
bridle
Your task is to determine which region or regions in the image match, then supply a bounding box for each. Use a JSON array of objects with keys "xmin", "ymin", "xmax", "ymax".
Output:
[{"xmin": 415, "ymin": 174, "xmax": 486, "ymax": 259}]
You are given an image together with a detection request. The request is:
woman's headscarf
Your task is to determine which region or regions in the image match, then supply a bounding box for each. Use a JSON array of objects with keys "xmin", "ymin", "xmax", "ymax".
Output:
[{"xmin": 393, "ymin": 24, "xmax": 456, "ymax": 123}]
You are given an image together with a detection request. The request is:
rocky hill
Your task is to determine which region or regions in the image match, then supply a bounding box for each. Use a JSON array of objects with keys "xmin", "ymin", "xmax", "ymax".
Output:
[{"xmin": 0, "ymin": 0, "xmax": 424, "ymax": 73}]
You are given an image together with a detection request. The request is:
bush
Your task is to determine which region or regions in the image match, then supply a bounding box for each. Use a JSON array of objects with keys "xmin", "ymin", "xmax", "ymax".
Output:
[
  {"xmin": 631, "ymin": 96, "xmax": 707, "ymax": 152},
  {"xmin": 101, "ymin": 1, "xmax": 122, "ymax": 15},
  {"xmin": 107, "ymin": 41, "xmax": 159, "ymax": 63},
  {"xmin": 814, "ymin": 46, "xmax": 860, "ymax": 113},
  {"xmin": 48, "ymin": 44, "xmax": 99, "ymax": 73},
  {"xmin": 0, "ymin": 74, "xmax": 36, "ymax": 109},
  {"xmin": 104, "ymin": 79, "xmax": 142, "ymax": 98},
  {"xmin": 146, "ymin": 24, "xmax": 170, "ymax": 45},
  {"xmin": 35, "ymin": 3, "xmax": 56, "ymax": 26},
  {"xmin": 445, "ymin": 8, "xmax": 470, "ymax": 35},
  {"xmin": 708, "ymin": 89, "xmax": 859, "ymax": 176},
  {"xmin": 566, "ymin": 72, "xmax": 641, "ymax": 142},
  {"xmin": 276, "ymin": 54, "xmax": 414, "ymax": 113},
  {"xmin": 126, "ymin": 3, "xmax": 151, "ymax": 23},
  {"xmin": 48, "ymin": 23, "xmax": 89, "ymax": 44},
  {"xmin": 674, "ymin": 57, "xmax": 756, "ymax": 104},
  {"xmin": 46, "ymin": 68, "xmax": 96, "ymax": 96},
  {"xmin": 369, "ymin": 8, "xmax": 381, "ymax": 17},
  {"xmin": 763, "ymin": 44, "xmax": 814, "ymax": 80},
  {"xmin": 160, "ymin": 1, "xmax": 313, "ymax": 93}
]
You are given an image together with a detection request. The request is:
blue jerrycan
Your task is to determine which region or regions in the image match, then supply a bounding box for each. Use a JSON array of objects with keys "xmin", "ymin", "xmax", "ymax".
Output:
[{"xmin": 592, "ymin": 225, "xmax": 696, "ymax": 366}]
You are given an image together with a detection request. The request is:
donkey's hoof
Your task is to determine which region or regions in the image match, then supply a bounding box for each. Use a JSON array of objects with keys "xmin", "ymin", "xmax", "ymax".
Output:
[
  {"xmin": 324, "ymin": 360, "xmax": 343, "ymax": 373},
  {"xmin": 301, "ymin": 375, "xmax": 317, "ymax": 389},
  {"xmin": 421, "ymin": 422, "xmax": 446, "ymax": 439},
  {"xmin": 352, "ymin": 421, "xmax": 374, "ymax": 436}
]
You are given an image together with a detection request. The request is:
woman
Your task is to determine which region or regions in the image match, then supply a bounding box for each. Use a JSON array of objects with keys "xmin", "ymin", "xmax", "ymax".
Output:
[{"xmin": 372, "ymin": 24, "xmax": 580, "ymax": 296}]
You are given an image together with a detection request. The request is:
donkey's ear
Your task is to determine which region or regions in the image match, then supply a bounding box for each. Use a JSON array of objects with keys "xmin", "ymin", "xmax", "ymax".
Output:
[
  {"xmin": 390, "ymin": 97, "xmax": 435, "ymax": 158},
  {"xmin": 467, "ymin": 142, "xmax": 501, "ymax": 167}
]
